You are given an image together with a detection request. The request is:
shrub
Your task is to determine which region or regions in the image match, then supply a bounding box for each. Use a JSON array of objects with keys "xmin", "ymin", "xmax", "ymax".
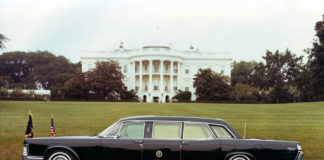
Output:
[
  {"xmin": 9, "ymin": 88, "xmax": 26, "ymax": 98},
  {"xmin": 172, "ymin": 90, "xmax": 192, "ymax": 102},
  {"xmin": 0, "ymin": 88, "xmax": 9, "ymax": 98}
]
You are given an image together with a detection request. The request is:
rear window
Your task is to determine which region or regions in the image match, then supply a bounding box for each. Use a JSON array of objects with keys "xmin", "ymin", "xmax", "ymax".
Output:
[
  {"xmin": 183, "ymin": 123, "xmax": 213, "ymax": 140},
  {"xmin": 152, "ymin": 123, "xmax": 181, "ymax": 139},
  {"xmin": 210, "ymin": 125, "xmax": 233, "ymax": 138}
]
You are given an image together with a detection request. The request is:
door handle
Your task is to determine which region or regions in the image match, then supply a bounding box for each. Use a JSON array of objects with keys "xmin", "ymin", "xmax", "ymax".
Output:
[
  {"xmin": 181, "ymin": 141, "xmax": 191, "ymax": 145},
  {"xmin": 134, "ymin": 140, "xmax": 143, "ymax": 144}
]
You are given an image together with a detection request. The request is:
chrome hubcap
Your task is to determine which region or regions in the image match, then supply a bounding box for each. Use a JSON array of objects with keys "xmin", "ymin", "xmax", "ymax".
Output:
[
  {"xmin": 230, "ymin": 154, "xmax": 250, "ymax": 160},
  {"xmin": 233, "ymin": 158, "xmax": 247, "ymax": 160},
  {"xmin": 49, "ymin": 152, "xmax": 71, "ymax": 160}
]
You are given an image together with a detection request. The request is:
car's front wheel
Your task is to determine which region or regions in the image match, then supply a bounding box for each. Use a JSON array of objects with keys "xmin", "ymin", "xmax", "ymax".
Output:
[
  {"xmin": 46, "ymin": 150, "xmax": 76, "ymax": 160},
  {"xmin": 229, "ymin": 154, "xmax": 251, "ymax": 160}
]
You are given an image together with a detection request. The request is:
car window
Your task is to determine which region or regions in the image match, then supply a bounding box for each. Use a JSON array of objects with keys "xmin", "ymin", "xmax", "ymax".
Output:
[
  {"xmin": 105, "ymin": 122, "xmax": 122, "ymax": 137},
  {"xmin": 211, "ymin": 125, "xmax": 233, "ymax": 138},
  {"xmin": 119, "ymin": 122, "xmax": 144, "ymax": 139},
  {"xmin": 183, "ymin": 123, "xmax": 213, "ymax": 140},
  {"xmin": 152, "ymin": 123, "xmax": 181, "ymax": 139}
]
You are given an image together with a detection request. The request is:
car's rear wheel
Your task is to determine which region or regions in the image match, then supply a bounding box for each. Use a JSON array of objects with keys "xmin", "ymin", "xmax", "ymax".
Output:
[
  {"xmin": 229, "ymin": 154, "xmax": 251, "ymax": 160},
  {"xmin": 46, "ymin": 150, "xmax": 76, "ymax": 160}
]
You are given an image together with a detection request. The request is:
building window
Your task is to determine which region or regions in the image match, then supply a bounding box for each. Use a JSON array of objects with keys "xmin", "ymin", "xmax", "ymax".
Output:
[
  {"xmin": 144, "ymin": 64, "xmax": 148, "ymax": 72},
  {"xmin": 165, "ymin": 86, "xmax": 168, "ymax": 91},
  {"xmin": 145, "ymin": 86, "xmax": 148, "ymax": 91},
  {"xmin": 135, "ymin": 87, "xmax": 139, "ymax": 91},
  {"xmin": 135, "ymin": 65, "xmax": 138, "ymax": 73},
  {"xmin": 154, "ymin": 63, "xmax": 159, "ymax": 72},
  {"xmin": 174, "ymin": 87, "xmax": 177, "ymax": 91},
  {"xmin": 185, "ymin": 87, "xmax": 189, "ymax": 91},
  {"xmin": 185, "ymin": 69, "xmax": 190, "ymax": 74},
  {"xmin": 123, "ymin": 65, "xmax": 127, "ymax": 73},
  {"xmin": 221, "ymin": 70, "xmax": 224, "ymax": 74},
  {"xmin": 166, "ymin": 64, "xmax": 169, "ymax": 71},
  {"xmin": 154, "ymin": 86, "xmax": 159, "ymax": 90}
]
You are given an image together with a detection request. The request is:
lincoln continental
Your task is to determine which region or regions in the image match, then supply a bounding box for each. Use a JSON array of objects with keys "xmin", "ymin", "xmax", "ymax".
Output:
[{"xmin": 22, "ymin": 116, "xmax": 304, "ymax": 160}]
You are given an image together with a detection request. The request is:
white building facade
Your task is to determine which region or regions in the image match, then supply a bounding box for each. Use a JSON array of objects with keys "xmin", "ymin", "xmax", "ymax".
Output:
[{"xmin": 81, "ymin": 45, "xmax": 232, "ymax": 102}]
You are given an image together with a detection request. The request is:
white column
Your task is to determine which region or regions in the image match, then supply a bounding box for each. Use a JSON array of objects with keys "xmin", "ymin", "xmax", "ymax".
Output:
[
  {"xmin": 160, "ymin": 60, "xmax": 164, "ymax": 94},
  {"xmin": 170, "ymin": 61, "xmax": 174, "ymax": 93},
  {"xmin": 177, "ymin": 62, "xmax": 180, "ymax": 91},
  {"xmin": 149, "ymin": 60, "xmax": 153, "ymax": 92},
  {"xmin": 133, "ymin": 62, "xmax": 136, "ymax": 90},
  {"xmin": 139, "ymin": 60, "xmax": 143, "ymax": 93}
]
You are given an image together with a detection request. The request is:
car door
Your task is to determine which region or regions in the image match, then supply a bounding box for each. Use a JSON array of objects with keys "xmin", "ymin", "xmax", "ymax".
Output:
[
  {"xmin": 181, "ymin": 123, "xmax": 222, "ymax": 160},
  {"xmin": 142, "ymin": 121, "xmax": 181, "ymax": 160},
  {"xmin": 100, "ymin": 121, "xmax": 144, "ymax": 160}
]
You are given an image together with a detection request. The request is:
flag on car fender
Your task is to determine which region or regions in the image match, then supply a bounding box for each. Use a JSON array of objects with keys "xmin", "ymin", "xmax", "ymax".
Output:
[
  {"xmin": 51, "ymin": 114, "xmax": 56, "ymax": 137},
  {"xmin": 25, "ymin": 110, "xmax": 33, "ymax": 138}
]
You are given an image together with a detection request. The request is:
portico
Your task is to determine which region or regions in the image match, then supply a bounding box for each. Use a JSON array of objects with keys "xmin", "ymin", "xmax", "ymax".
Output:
[{"xmin": 132, "ymin": 59, "xmax": 181, "ymax": 102}]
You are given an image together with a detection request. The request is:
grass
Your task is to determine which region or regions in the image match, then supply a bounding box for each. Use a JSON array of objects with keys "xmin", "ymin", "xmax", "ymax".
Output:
[{"xmin": 0, "ymin": 101, "xmax": 324, "ymax": 160}]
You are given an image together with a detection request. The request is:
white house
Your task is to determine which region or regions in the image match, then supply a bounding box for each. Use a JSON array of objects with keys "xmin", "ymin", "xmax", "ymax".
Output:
[{"xmin": 81, "ymin": 44, "xmax": 232, "ymax": 102}]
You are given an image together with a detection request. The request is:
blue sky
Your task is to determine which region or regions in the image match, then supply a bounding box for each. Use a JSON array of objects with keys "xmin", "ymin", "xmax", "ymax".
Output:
[{"xmin": 0, "ymin": 0, "xmax": 323, "ymax": 62}]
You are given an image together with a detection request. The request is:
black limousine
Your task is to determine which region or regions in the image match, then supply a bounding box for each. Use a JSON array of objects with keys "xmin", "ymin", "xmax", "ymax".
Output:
[{"xmin": 23, "ymin": 116, "xmax": 304, "ymax": 160}]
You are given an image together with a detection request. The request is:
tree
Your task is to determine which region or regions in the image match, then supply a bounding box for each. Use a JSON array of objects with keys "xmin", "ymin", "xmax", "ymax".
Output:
[
  {"xmin": 262, "ymin": 49, "xmax": 303, "ymax": 103},
  {"xmin": 63, "ymin": 72, "xmax": 89, "ymax": 99},
  {"xmin": 295, "ymin": 64, "xmax": 316, "ymax": 101},
  {"xmin": 87, "ymin": 61, "xmax": 125, "ymax": 100},
  {"xmin": 172, "ymin": 90, "xmax": 192, "ymax": 102},
  {"xmin": 231, "ymin": 61, "xmax": 257, "ymax": 86},
  {"xmin": 193, "ymin": 68, "xmax": 231, "ymax": 101},
  {"xmin": 307, "ymin": 14, "xmax": 324, "ymax": 100},
  {"xmin": 27, "ymin": 53, "xmax": 77, "ymax": 89},
  {"xmin": 251, "ymin": 62, "xmax": 267, "ymax": 89},
  {"xmin": 230, "ymin": 83, "xmax": 256, "ymax": 102},
  {"xmin": 0, "ymin": 51, "xmax": 78, "ymax": 89},
  {"xmin": 0, "ymin": 34, "xmax": 8, "ymax": 50}
]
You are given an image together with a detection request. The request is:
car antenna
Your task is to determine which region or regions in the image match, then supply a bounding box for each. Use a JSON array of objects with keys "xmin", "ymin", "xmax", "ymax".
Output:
[{"xmin": 243, "ymin": 120, "xmax": 247, "ymax": 139}]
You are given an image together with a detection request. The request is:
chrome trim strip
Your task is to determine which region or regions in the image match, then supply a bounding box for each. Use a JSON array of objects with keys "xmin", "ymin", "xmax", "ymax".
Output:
[
  {"xmin": 22, "ymin": 155, "xmax": 43, "ymax": 160},
  {"xmin": 295, "ymin": 151, "xmax": 304, "ymax": 160}
]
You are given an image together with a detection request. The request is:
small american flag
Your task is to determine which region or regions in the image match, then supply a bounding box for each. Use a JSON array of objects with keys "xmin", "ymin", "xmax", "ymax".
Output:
[
  {"xmin": 25, "ymin": 110, "xmax": 34, "ymax": 138},
  {"xmin": 51, "ymin": 114, "xmax": 56, "ymax": 137}
]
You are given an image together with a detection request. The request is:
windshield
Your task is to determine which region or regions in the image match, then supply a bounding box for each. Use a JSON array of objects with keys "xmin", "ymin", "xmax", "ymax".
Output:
[{"xmin": 98, "ymin": 122, "xmax": 121, "ymax": 137}]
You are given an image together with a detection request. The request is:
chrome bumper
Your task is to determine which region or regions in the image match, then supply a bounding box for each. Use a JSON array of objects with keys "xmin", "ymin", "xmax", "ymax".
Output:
[
  {"xmin": 295, "ymin": 151, "xmax": 304, "ymax": 160},
  {"xmin": 22, "ymin": 155, "xmax": 43, "ymax": 160}
]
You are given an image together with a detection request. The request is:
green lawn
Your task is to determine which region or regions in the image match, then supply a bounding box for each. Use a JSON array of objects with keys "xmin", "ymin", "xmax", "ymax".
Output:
[{"xmin": 0, "ymin": 101, "xmax": 323, "ymax": 160}]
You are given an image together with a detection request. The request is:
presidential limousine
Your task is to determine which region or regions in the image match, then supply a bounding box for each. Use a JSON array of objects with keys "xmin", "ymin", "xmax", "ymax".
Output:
[{"xmin": 22, "ymin": 116, "xmax": 304, "ymax": 160}]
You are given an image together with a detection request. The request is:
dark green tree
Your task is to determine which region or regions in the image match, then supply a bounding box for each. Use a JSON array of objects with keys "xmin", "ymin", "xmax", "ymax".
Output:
[
  {"xmin": 262, "ymin": 49, "xmax": 303, "ymax": 103},
  {"xmin": 0, "ymin": 51, "xmax": 78, "ymax": 89},
  {"xmin": 251, "ymin": 62, "xmax": 267, "ymax": 89},
  {"xmin": 307, "ymin": 15, "xmax": 324, "ymax": 100},
  {"xmin": 87, "ymin": 61, "xmax": 125, "ymax": 100},
  {"xmin": 231, "ymin": 61, "xmax": 257, "ymax": 86},
  {"xmin": 63, "ymin": 72, "xmax": 89, "ymax": 99},
  {"xmin": 172, "ymin": 90, "xmax": 192, "ymax": 102},
  {"xmin": 0, "ymin": 34, "xmax": 8, "ymax": 50},
  {"xmin": 193, "ymin": 68, "xmax": 231, "ymax": 101}
]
